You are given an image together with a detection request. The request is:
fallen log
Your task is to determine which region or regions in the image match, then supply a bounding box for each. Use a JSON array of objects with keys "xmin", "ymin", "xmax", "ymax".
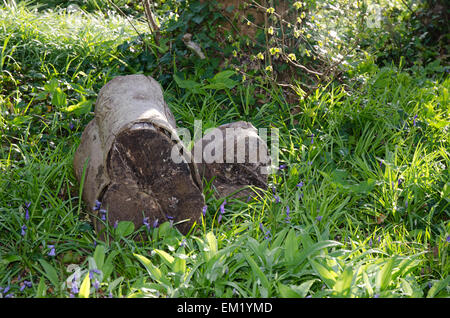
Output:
[
  {"xmin": 192, "ymin": 121, "xmax": 270, "ymax": 199},
  {"xmin": 73, "ymin": 75, "xmax": 205, "ymax": 235}
]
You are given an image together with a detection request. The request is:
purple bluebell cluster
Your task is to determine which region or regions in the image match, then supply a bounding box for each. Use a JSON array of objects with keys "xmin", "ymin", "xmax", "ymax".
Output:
[{"xmin": 19, "ymin": 281, "xmax": 32, "ymax": 292}]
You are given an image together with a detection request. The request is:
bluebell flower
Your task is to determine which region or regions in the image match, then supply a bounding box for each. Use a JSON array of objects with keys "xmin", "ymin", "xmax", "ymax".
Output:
[
  {"xmin": 413, "ymin": 115, "xmax": 418, "ymax": 127},
  {"xmin": 310, "ymin": 134, "xmax": 314, "ymax": 144},
  {"xmin": 220, "ymin": 200, "xmax": 226, "ymax": 214},
  {"xmin": 113, "ymin": 220, "xmax": 118, "ymax": 229},
  {"xmin": 143, "ymin": 217, "xmax": 150, "ymax": 230},
  {"xmin": 279, "ymin": 164, "xmax": 286, "ymax": 170},
  {"xmin": 93, "ymin": 200, "xmax": 102, "ymax": 211},
  {"xmin": 218, "ymin": 214, "xmax": 223, "ymax": 224},
  {"xmin": 89, "ymin": 269, "xmax": 101, "ymax": 279},
  {"xmin": 202, "ymin": 205, "xmax": 207, "ymax": 216},
  {"xmin": 21, "ymin": 225, "xmax": 27, "ymax": 237},
  {"xmin": 71, "ymin": 282, "xmax": 79, "ymax": 294},
  {"xmin": 316, "ymin": 215, "xmax": 322, "ymax": 222},
  {"xmin": 273, "ymin": 195, "xmax": 280, "ymax": 203},
  {"xmin": 153, "ymin": 219, "xmax": 159, "ymax": 228},
  {"xmin": 99, "ymin": 209, "xmax": 107, "ymax": 221},
  {"xmin": 446, "ymin": 235, "xmax": 450, "ymax": 243},
  {"xmin": 296, "ymin": 181, "xmax": 304, "ymax": 189},
  {"xmin": 93, "ymin": 279, "xmax": 100, "ymax": 291},
  {"xmin": 24, "ymin": 202, "xmax": 31, "ymax": 221},
  {"xmin": 285, "ymin": 206, "xmax": 291, "ymax": 223},
  {"xmin": 48, "ymin": 245, "xmax": 56, "ymax": 257},
  {"xmin": 20, "ymin": 281, "xmax": 32, "ymax": 292}
]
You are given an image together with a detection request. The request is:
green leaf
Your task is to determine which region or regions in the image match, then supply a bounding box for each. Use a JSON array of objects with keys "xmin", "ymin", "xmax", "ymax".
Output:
[
  {"xmin": 284, "ymin": 229, "xmax": 299, "ymax": 264},
  {"xmin": 36, "ymin": 277, "xmax": 47, "ymax": 298},
  {"xmin": 115, "ymin": 221, "xmax": 135, "ymax": 237},
  {"xmin": 204, "ymin": 70, "xmax": 237, "ymax": 90},
  {"xmin": 102, "ymin": 251, "xmax": 118, "ymax": 281},
  {"xmin": 174, "ymin": 257, "xmax": 186, "ymax": 275},
  {"xmin": 205, "ymin": 232, "xmax": 218, "ymax": 258},
  {"xmin": 243, "ymin": 252, "xmax": 270, "ymax": 292},
  {"xmin": 64, "ymin": 99, "xmax": 92, "ymax": 116},
  {"xmin": 134, "ymin": 253, "xmax": 170, "ymax": 286},
  {"xmin": 173, "ymin": 75, "xmax": 205, "ymax": 94},
  {"xmin": 362, "ymin": 271, "xmax": 374, "ymax": 297},
  {"xmin": 154, "ymin": 249, "xmax": 175, "ymax": 266},
  {"xmin": 333, "ymin": 267, "xmax": 353, "ymax": 296},
  {"xmin": 37, "ymin": 259, "xmax": 59, "ymax": 289},
  {"xmin": 295, "ymin": 240, "xmax": 342, "ymax": 266},
  {"xmin": 310, "ymin": 259, "xmax": 338, "ymax": 288},
  {"xmin": 79, "ymin": 274, "xmax": 90, "ymax": 298},
  {"xmin": 376, "ymin": 257, "xmax": 395, "ymax": 291},
  {"xmin": 427, "ymin": 276, "xmax": 450, "ymax": 298},
  {"xmin": 51, "ymin": 87, "xmax": 67, "ymax": 107},
  {"xmin": 93, "ymin": 244, "xmax": 105, "ymax": 270},
  {"xmin": 278, "ymin": 280, "xmax": 316, "ymax": 298},
  {"xmin": 0, "ymin": 254, "xmax": 21, "ymax": 266}
]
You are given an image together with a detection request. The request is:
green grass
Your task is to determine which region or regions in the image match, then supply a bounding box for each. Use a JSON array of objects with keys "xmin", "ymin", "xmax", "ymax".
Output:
[{"xmin": 0, "ymin": 2, "xmax": 449, "ymax": 298}]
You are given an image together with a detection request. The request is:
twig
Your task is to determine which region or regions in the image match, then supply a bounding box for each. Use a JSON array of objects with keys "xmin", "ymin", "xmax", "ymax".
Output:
[
  {"xmin": 141, "ymin": 0, "xmax": 160, "ymax": 46},
  {"xmin": 106, "ymin": 0, "xmax": 145, "ymax": 44}
]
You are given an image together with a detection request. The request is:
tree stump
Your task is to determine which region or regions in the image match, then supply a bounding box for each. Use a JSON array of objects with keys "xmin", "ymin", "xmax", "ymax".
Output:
[
  {"xmin": 192, "ymin": 121, "xmax": 270, "ymax": 199},
  {"xmin": 73, "ymin": 75, "xmax": 205, "ymax": 235}
]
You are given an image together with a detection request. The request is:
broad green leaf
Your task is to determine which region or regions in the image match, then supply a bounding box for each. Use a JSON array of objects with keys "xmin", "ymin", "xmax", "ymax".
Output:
[
  {"xmin": 64, "ymin": 99, "xmax": 92, "ymax": 116},
  {"xmin": 376, "ymin": 257, "xmax": 395, "ymax": 291},
  {"xmin": 279, "ymin": 280, "xmax": 316, "ymax": 298},
  {"xmin": 134, "ymin": 253, "xmax": 170, "ymax": 285},
  {"xmin": 310, "ymin": 259, "xmax": 338, "ymax": 288},
  {"xmin": 400, "ymin": 278, "xmax": 413, "ymax": 297},
  {"xmin": 102, "ymin": 251, "xmax": 119, "ymax": 281},
  {"xmin": 205, "ymin": 232, "xmax": 218, "ymax": 257},
  {"xmin": 427, "ymin": 276, "xmax": 450, "ymax": 298},
  {"xmin": 284, "ymin": 229, "xmax": 299, "ymax": 264},
  {"xmin": 154, "ymin": 249, "xmax": 175, "ymax": 266},
  {"xmin": 174, "ymin": 258, "xmax": 186, "ymax": 275},
  {"xmin": 36, "ymin": 277, "xmax": 47, "ymax": 298},
  {"xmin": 295, "ymin": 240, "xmax": 342, "ymax": 266},
  {"xmin": 362, "ymin": 271, "xmax": 374, "ymax": 297},
  {"xmin": 333, "ymin": 267, "xmax": 353, "ymax": 296},
  {"xmin": 78, "ymin": 274, "xmax": 90, "ymax": 298},
  {"xmin": 243, "ymin": 252, "xmax": 269, "ymax": 292},
  {"xmin": 173, "ymin": 75, "xmax": 205, "ymax": 94},
  {"xmin": 93, "ymin": 244, "xmax": 105, "ymax": 270},
  {"xmin": 115, "ymin": 221, "xmax": 135, "ymax": 237},
  {"xmin": 38, "ymin": 259, "xmax": 59, "ymax": 289}
]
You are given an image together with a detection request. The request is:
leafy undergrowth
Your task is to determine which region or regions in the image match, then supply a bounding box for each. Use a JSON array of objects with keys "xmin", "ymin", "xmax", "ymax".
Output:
[{"xmin": 0, "ymin": 2, "xmax": 448, "ymax": 298}]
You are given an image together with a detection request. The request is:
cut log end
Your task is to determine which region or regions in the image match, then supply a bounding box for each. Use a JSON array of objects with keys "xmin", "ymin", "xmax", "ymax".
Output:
[{"xmin": 97, "ymin": 123, "xmax": 204, "ymax": 235}]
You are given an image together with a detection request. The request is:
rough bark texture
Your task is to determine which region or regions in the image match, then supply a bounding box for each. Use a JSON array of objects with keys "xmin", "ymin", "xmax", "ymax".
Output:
[
  {"xmin": 193, "ymin": 121, "xmax": 270, "ymax": 199},
  {"xmin": 73, "ymin": 74, "xmax": 204, "ymax": 235}
]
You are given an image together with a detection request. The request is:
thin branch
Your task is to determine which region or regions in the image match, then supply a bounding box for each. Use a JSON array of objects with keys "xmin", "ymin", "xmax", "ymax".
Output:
[{"xmin": 106, "ymin": 0, "xmax": 145, "ymax": 44}]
